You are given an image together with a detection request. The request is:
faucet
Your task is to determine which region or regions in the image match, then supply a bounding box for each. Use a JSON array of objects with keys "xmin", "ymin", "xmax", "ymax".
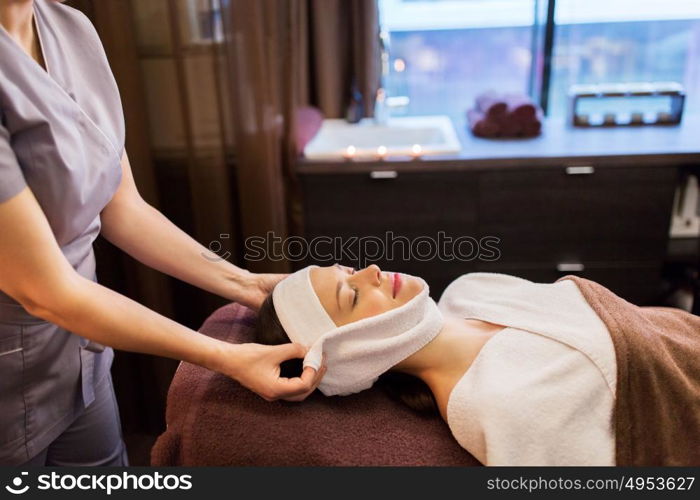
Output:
[
  {"xmin": 374, "ymin": 30, "xmax": 409, "ymax": 125},
  {"xmin": 374, "ymin": 88, "xmax": 389, "ymax": 125}
]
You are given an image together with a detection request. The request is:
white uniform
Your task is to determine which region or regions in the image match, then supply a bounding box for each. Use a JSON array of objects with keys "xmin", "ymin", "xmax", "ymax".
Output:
[{"xmin": 438, "ymin": 273, "xmax": 617, "ymax": 466}]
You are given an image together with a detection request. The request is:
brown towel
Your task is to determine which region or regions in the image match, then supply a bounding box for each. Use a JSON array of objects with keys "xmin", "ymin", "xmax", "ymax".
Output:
[
  {"xmin": 150, "ymin": 303, "xmax": 478, "ymax": 466},
  {"xmin": 558, "ymin": 275, "xmax": 700, "ymax": 466}
]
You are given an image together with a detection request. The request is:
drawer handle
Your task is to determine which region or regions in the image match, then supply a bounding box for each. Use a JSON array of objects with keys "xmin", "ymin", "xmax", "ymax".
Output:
[
  {"xmin": 565, "ymin": 165, "xmax": 595, "ymax": 175},
  {"xmin": 557, "ymin": 262, "xmax": 585, "ymax": 272},
  {"xmin": 369, "ymin": 170, "xmax": 398, "ymax": 180}
]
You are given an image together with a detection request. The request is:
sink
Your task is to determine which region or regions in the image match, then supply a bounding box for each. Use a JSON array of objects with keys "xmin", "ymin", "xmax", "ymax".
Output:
[{"xmin": 303, "ymin": 115, "xmax": 462, "ymax": 160}]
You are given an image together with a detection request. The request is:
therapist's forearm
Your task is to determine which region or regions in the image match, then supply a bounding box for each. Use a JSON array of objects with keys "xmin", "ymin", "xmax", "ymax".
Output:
[
  {"xmin": 27, "ymin": 273, "xmax": 319, "ymax": 401},
  {"xmin": 101, "ymin": 197, "xmax": 253, "ymax": 302},
  {"xmin": 33, "ymin": 272, "xmax": 228, "ymax": 372}
]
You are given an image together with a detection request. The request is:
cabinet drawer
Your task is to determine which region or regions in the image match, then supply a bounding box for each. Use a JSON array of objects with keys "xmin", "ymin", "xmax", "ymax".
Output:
[
  {"xmin": 473, "ymin": 262, "xmax": 663, "ymax": 305},
  {"xmin": 301, "ymin": 171, "xmax": 478, "ymax": 238},
  {"xmin": 478, "ymin": 166, "xmax": 677, "ymax": 263}
]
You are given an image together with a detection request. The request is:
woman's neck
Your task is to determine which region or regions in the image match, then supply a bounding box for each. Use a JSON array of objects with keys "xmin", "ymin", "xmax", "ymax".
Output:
[
  {"xmin": 0, "ymin": 0, "xmax": 44, "ymax": 69},
  {"xmin": 394, "ymin": 316, "xmax": 504, "ymax": 420},
  {"xmin": 0, "ymin": 1, "xmax": 35, "ymax": 39}
]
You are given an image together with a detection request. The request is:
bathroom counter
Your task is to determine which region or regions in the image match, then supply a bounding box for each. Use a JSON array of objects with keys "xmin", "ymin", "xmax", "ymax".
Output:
[{"xmin": 297, "ymin": 115, "xmax": 700, "ymax": 174}]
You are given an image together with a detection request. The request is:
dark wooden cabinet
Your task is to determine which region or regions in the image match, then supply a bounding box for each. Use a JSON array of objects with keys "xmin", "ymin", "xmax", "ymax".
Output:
[
  {"xmin": 477, "ymin": 165, "xmax": 676, "ymax": 262},
  {"xmin": 298, "ymin": 157, "xmax": 686, "ymax": 304},
  {"xmin": 302, "ymin": 170, "xmax": 478, "ymax": 236},
  {"xmin": 300, "ymin": 170, "xmax": 479, "ymax": 294},
  {"xmin": 473, "ymin": 164, "xmax": 678, "ymax": 304}
]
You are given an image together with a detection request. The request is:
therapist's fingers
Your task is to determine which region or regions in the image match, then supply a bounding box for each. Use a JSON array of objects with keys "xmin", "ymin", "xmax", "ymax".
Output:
[
  {"xmin": 311, "ymin": 362, "xmax": 327, "ymax": 387},
  {"xmin": 271, "ymin": 342, "xmax": 308, "ymax": 363},
  {"xmin": 232, "ymin": 342, "xmax": 327, "ymax": 401},
  {"xmin": 280, "ymin": 365, "xmax": 327, "ymax": 402},
  {"xmin": 276, "ymin": 365, "xmax": 318, "ymax": 396}
]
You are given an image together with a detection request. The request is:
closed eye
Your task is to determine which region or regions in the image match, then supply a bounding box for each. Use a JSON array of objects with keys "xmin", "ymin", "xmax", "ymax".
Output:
[
  {"xmin": 335, "ymin": 264, "xmax": 358, "ymax": 309},
  {"xmin": 347, "ymin": 267, "xmax": 357, "ymax": 306}
]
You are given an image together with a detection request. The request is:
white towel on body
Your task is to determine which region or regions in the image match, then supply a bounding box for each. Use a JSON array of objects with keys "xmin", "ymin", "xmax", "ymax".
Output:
[{"xmin": 438, "ymin": 273, "xmax": 617, "ymax": 466}]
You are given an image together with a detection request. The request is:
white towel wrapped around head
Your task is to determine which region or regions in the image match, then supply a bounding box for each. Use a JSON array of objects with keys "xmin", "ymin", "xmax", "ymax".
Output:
[{"xmin": 272, "ymin": 265, "xmax": 444, "ymax": 396}]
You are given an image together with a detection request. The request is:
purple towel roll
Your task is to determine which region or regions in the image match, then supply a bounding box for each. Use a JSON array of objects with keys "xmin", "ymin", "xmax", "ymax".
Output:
[
  {"xmin": 467, "ymin": 109, "xmax": 500, "ymax": 138},
  {"xmin": 475, "ymin": 91, "xmax": 508, "ymax": 120},
  {"xmin": 469, "ymin": 92, "xmax": 543, "ymax": 138},
  {"xmin": 505, "ymin": 94, "xmax": 537, "ymax": 121}
]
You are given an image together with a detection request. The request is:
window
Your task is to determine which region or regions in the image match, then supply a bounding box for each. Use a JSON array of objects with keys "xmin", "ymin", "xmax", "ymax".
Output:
[
  {"xmin": 379, "ymin": 0, "xmax": 537, "ymax": 125},
  {"xmin": 550, "ymin": 0, "xmax": 700, "ymax": 117},
  {"xmin": 379, "ymin": 0, "xmax": 700, "ymax": 120}
]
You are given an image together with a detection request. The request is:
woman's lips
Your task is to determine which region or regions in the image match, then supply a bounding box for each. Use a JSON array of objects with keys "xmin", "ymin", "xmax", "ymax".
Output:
[{"xmin": 392, "ymin": 272, "xmax": 402, "ymax": 298}]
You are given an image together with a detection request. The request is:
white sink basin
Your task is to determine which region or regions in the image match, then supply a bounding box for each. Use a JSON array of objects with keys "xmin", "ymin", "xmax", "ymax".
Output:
[{"xmin": 303, "ymin": 115, "xmax": 461, "ymax": 160}]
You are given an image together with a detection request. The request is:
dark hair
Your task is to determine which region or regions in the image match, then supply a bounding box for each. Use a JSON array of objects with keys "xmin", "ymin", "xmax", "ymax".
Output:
[{"xmin": 253, "ymin": 293, "xmax": 439, "ymax": 416}]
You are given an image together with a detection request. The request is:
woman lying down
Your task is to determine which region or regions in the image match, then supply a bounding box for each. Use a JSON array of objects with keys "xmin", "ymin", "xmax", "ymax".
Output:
[{"xmin": 254, "ymin": 264, "xmax": 700, "ymax": 466}]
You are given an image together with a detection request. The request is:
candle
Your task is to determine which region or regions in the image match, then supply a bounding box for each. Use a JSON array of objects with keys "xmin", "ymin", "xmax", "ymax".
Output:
[
  {"xmin": 343, "ymin": 145, "xmax": 357, "ymax": 160},
  {"xmin": 656, "ymin": 112, "xmax": 673, "ymax": 123},
  {"xmin": 603, "ymin": 113, "xmax": 616, "ymax": 126},
  {"xmin": 377, "ymin": 145, "xmax": 388, "ymax": 159},
  {"xmin": 574, "ymin": 114, "xmax": 589, "ymax": 126},
  {"xmin": 630, "ymin": 112, "xmax": 644, "ymax": 125},
  {"xmin": 410, "ymin": 144, "xmax": 422, "ymax": 158}
]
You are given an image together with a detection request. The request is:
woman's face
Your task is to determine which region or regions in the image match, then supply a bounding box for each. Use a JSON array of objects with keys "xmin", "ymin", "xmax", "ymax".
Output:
[{"xmin": 309, "ymin": 264, "xmax": 423, "ymax": 326}]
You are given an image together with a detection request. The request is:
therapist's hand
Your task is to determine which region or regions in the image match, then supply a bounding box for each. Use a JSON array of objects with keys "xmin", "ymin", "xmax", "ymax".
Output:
[
  {"xmin": 217, "ymin": 341, "xmax": 326, "ymax": 401},
  {"xmin": 238, "ymin": 273, "xmax": 288, "ymax": 311}
]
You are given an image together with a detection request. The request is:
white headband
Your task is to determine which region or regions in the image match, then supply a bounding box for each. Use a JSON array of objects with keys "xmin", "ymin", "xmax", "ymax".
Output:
[
  {"xmin": 272, "ymin": 266, "xmax": 444, "ymax": 396},
  {"xmin": 271, "ymin": 266, "xmax": 337, "ymax": 349}
]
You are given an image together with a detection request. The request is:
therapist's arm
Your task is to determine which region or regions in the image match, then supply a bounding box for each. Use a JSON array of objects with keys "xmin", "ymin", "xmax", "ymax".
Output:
[
  {"xmin": 100, "ymin": 152, "xmax": 281, "ymax": 311},
  {"xmin": 0, "ymin": 187, "xmax": 324, "ymax": 402}
]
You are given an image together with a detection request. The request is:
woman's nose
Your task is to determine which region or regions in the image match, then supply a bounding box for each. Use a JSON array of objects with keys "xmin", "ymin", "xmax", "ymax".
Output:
[{"xmin": 356, "ymin": 264, "xmax": 382, "ymax": 286}]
